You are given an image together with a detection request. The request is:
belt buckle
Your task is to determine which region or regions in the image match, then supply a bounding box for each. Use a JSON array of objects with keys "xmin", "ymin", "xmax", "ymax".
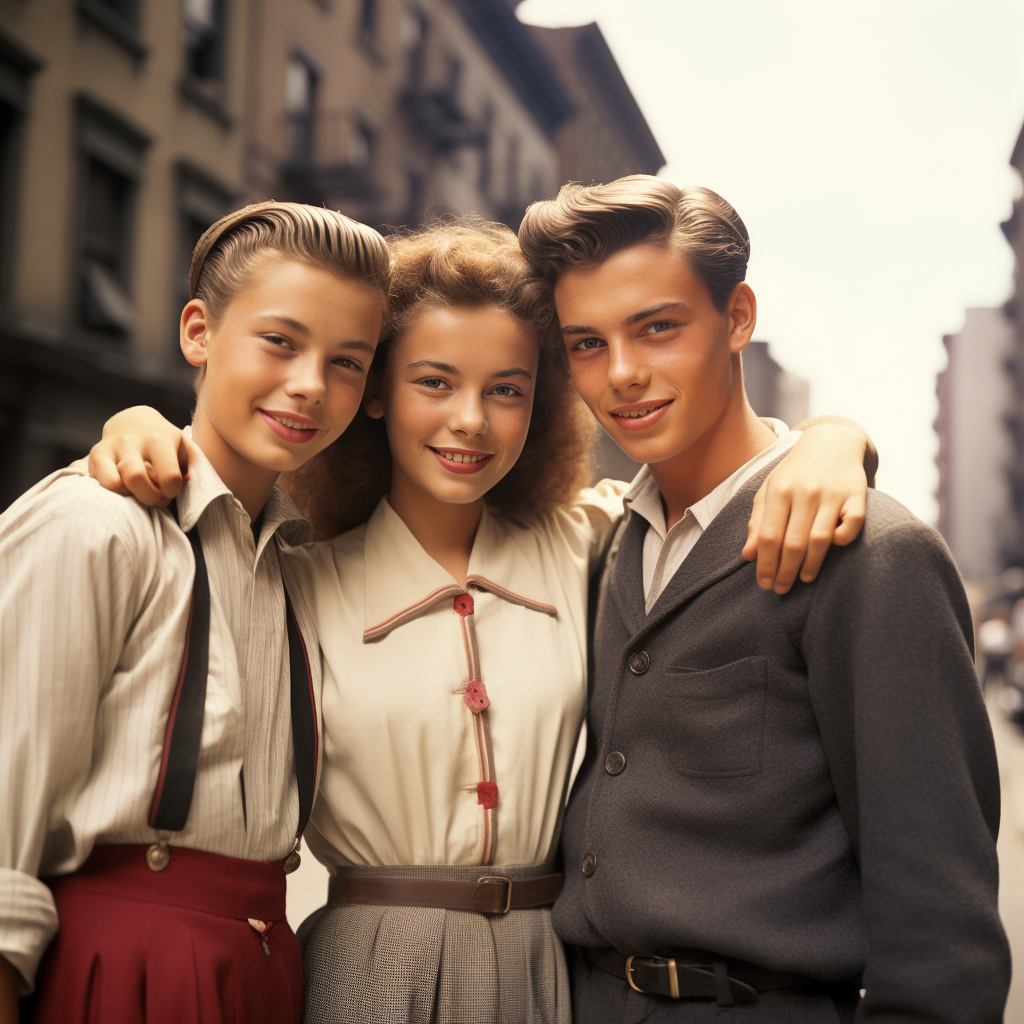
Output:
[
  {"xmin": 476, "ymin": 875, "xmax": 512, "ymax": 913},
  {"xmin": 626, "ymin": 956, "xmax": 680, "ymax": 998}
]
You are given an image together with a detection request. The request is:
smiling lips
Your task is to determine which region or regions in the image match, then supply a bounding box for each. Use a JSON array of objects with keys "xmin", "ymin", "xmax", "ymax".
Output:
[
  {"xmin": 608, "ymin": 400, "xmax": 673, "ymax": 431},
  {"xmin": 259, "ymin": 409, "xmax": 319, "ymax": 443},
  {"xmin": 429, "ymin": 446, "xmax": 495, "ymax": 474}
]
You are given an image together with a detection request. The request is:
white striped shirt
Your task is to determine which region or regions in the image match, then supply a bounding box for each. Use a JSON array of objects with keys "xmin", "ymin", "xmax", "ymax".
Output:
[{"xmin": 0, "ymin": 448, "xmax": 321, "ymax": 993}]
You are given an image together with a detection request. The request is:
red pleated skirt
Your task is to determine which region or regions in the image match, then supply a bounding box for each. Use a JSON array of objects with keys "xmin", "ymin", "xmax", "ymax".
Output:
[{"xmin": 30, "ymin": 843, "xmax": 302, "ymax": 1024}]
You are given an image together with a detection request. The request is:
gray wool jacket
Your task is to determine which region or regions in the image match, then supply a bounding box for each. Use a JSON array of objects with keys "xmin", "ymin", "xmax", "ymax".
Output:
[{"xmin": 554, "ymin": 468, "xmax": 1010, "ymax": 1022}]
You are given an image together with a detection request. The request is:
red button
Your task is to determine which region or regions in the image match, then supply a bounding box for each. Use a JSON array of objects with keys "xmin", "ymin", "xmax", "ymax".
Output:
[
  {"xmin": 453, "ymin": 594, "xmax": 474, "ymax": 616},
  {"xmin": 477, "ymin": 781, "xmax": 498, "ymax": 809},
  {"xmin": 463, "ymin": 679, "xmax": 490, "ymax": 712}
]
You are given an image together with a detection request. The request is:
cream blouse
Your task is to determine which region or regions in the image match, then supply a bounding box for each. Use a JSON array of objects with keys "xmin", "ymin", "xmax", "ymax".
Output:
[{"xmin": 284, "ymin": 482, "xmax": 626, "ymax": 870}]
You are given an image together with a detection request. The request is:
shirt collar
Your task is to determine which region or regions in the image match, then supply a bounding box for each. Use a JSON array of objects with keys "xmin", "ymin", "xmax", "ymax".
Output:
[
  {"xmin": 623, "ymin": 429, "xmax": 800, "ymax": 539},
  {"xmin": 175, "ymin": 425, "xmax": 312, "ymax": 549},
  {"xmin": 362, "ymin": 497, "xmax": 558, "ymax": 643}
]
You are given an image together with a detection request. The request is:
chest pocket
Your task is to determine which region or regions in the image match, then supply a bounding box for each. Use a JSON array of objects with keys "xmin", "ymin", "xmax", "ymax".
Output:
[{"xmin": 658, "ymin": 656, "xmax": 768, "ymax": 778}]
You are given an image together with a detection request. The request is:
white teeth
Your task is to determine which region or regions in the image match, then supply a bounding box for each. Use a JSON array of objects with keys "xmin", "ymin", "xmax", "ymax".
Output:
[
  {"xmin": 272, "ymin": 415, "xmax": 313, "ymax": 430},
  {"xmin": 437, "ymin": 450, "xmax": 487, "ymax": 463}
]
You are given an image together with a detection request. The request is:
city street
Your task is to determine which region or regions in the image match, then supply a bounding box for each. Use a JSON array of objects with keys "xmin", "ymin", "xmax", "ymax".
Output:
[{"xmin": 994, "ymin": 694, "xmax": 1024, "ymax": 1022}]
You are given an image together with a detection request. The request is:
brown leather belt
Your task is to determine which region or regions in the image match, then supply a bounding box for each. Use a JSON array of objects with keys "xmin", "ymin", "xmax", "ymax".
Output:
[
  {"xmin": 586, "ymin": 945, "xmax": 817, "ymax": 1007},
  {"xmin": 328, "ymin": 873, "xmax": 563, "ymax": 915}
]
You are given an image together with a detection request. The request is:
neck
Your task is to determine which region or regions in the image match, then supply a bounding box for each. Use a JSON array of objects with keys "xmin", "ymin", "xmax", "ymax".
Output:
[
  {"xmin": 190, "ymin": 410, "xmax": 278, "ymax": 523},
  {"xmin": 387, "ymin": 469, "xmax": 482, "ymax": 588},
  {"xmin": 649, "ymin": 357, "xmax": 778, "ymax": 529}
]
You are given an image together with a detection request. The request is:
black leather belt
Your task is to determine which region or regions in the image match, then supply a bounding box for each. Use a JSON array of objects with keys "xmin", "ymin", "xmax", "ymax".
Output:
[{"xmin": 586, "ymin": 946, "xmax": 817, "ymax": 1007}]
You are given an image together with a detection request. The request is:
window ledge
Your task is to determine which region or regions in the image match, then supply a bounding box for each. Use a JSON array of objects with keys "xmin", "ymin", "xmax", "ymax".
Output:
[
  {"xmin": 178, "ymin": 78, "xmax": 234, "ymax": 130},
  {"xmin": 76, "ymin": 0, "xmax": 148, "ymax": 61}
]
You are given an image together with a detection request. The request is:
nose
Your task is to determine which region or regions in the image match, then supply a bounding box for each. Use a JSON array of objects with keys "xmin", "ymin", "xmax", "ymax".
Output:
[
  {"xmin": 447, "ymin": 390, "xmax": 487, "ymax": 438},
  {"xmin": 606, "ymin": 339, "xmax": 649, "ymax": 393},
  {"xmin": 286, "ymin": 353, "xmax": 326, "ymax": 406}
]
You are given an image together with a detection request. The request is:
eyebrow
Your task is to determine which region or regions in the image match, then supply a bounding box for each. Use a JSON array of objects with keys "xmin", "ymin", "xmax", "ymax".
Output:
[
  {"xmin": 259, "ymin": 315, "xmax": 309, "ymax": 334},
  {"xmin": 560, "ymin": 301, "xmax": 691, "ymax": 336},
  {"xmin": 338, "ymin": 339, "xmax": 376, "ymax": 354},
  {"xmin": 406, "ymin": 360, "xmax": 532, "ymax": 381}
]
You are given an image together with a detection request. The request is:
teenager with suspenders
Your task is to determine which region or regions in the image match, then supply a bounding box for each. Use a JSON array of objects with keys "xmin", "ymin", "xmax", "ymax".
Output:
[{"xmin": 0, "ymin": 202, "xmax": 388, "ymax": 1024}]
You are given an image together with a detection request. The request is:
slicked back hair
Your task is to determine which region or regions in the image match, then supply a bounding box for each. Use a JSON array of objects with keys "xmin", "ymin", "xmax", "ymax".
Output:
[{"xmin": 518, "ymin": 175, "xmax": 750, "ymax": 312}]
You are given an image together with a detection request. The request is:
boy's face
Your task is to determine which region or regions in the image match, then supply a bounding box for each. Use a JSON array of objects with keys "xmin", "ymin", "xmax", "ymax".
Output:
[
  {"xmin": 553, "ymin": 242, "xmax": 755, "ymax": 467},
  {"xmin": 183, "ymin": 256, "xmax": 383, "ymax": 480}
]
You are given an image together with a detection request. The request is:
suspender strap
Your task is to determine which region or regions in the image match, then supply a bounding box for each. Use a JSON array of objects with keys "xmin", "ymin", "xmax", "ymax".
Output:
[
  {"xmin": 286, "ymin": 596, "xmax": 318, "ymax": 838},
  {"xmin": 150, "ymin": 509, "xmax": 317, "ymax": 835},
  {"xmin": 149, "ymin": 521, "xmax": 210, "ymax": 830}
]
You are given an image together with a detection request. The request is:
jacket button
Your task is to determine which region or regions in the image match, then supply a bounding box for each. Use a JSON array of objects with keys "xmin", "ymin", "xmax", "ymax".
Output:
[
  {"xmin": 628, "ymin": 651, "xmax": 650, "ymax": 675},
  {"xmin": 581, "ymin": 851, "xmax": 597, "ymax": 877},
  {"xmin": 605, "ymin": 751, "xmax": 626, "ymax": 775}
]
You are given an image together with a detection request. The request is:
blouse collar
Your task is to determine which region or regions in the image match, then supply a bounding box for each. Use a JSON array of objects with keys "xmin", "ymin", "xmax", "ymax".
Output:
[{"xmin": 362, "ymin": 498, "xmax": 558, "ymax": 643}]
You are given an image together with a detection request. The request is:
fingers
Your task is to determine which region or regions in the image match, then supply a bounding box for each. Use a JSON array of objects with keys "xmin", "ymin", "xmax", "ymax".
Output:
[
  {"xmin": 742, "ymin": 483, "xmax": 767, "ymax": 562},
  {"xmin": 797, "ymin": 500, "xmax": 847, "ymax": 585},
  {"xmin": 832, "ymin": 491, "xmax": 867, "ymax": 547},
  {"xmin": 115, "ymin": 451, "xmax": 170, "ymax": 506},
  {"xmin": 88, "ymin": 449, "xmax": 133, "ymax": 497},
  {"xmin": 764, "ymin": 491, "xmax": 820, "ymax": 595},
  {"xmin": 752, "ymin": 480, "xmax": 793, "ymax": 591},
  {"xmin": 144, "ymin": 436, "xmax": 186, "ymax": 501}
]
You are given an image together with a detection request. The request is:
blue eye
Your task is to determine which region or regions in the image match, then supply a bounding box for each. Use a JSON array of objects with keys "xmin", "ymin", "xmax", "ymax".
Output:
[
  {"xmin": 573, "ymin": 337, "xmax": 604, "ymax": 351},
  {"xmin": 492, "ymin": 384, "xmax": 519, "ymax": 397},
  {"xmin": 420, "ymin": 377, "xmax": 448, "ymax": 389},
  {"xmin": 644, "ymin": 321, "xmax": 675, "ymax": 334}
]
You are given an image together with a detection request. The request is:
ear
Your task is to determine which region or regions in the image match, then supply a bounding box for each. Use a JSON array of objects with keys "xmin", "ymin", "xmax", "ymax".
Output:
[
  {"xmin": 726, "ymin": 283, "xmax": 757, "ymax": 354},
  {"xmin": 180, "ymin": 299, "xmax": 211, "ymax": 368},
  {"xmin": 363, "ymin": 371, "xmax": 384, "ymax": 420}
]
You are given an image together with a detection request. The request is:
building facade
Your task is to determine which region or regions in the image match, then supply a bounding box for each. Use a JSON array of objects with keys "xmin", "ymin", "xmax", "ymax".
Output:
[
  {"xmin": 936, "ymin": 308, "xmax": 1014, "ymax": 580},
  {"xmin": 0, "ymin": 0, "xmax": 664, "ymax": 510},
  {"xmin": 1003, "ymin": 119, "xmax": 1024, "ymax": 567}
]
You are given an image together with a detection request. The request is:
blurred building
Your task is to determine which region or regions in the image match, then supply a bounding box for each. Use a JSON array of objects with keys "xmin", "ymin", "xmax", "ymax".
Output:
[
  {"xmin": 0, "ymin": 0, "xmax": 663, "ymax": 511},
  {"xmin": 936, "ymin": 308, "xmax": 1014, "ymax": 579},
  {"xmin": 1004, "ymin": 119, "xmax": 1024, "ymax": 567},
  {"xmin": 0, "ymin": 0, "xmax": 251, "ymax": 509},
  {"xmin": 742, "ymin": 340, "xmax": 810, "ymax": 427}
]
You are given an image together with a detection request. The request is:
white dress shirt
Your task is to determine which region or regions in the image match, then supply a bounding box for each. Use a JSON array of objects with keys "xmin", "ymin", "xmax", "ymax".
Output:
[
  {"xmin": 283, "ymin": 482, "xmax": 626, "ymax": 872},
  {"xmin": 0, "ymin": 446, "xmax": 321, "ymax": 992},
  {"xmin": 625, "ymin": 424, "xmax": 799, "ymax": 612}
]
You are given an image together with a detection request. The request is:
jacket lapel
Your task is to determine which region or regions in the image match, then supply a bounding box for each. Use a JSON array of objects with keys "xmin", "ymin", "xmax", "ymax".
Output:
[
  {"xmin": 607, "ymin": 509, "xmax": 649, "ymax": 637},
  {"xmin": 632, "ymin": 455, "xmax": 787, "ymax": 640}
]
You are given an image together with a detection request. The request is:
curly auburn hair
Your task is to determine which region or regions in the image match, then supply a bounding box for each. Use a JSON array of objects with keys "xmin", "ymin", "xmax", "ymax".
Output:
[{"xmin": 286, "ymin": 218, "xmax": 594, "ymax": 540}]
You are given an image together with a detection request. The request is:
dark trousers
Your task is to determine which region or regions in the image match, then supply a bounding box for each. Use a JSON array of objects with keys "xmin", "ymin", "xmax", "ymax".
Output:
[{"xmin": 570, "ymin": 949, "xmax": 859, "ymax": 1024}]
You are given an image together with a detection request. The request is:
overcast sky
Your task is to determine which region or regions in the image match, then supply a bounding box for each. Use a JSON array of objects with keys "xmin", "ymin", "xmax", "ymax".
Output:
[{"xmin": 518, "ymin": 0, "xmax": 1024, "ymax": 524}]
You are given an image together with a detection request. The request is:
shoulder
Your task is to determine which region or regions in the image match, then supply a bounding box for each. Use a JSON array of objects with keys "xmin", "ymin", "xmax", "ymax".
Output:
[
  {"xmin": 0, "ymin": 468, "xmax": 168, "ymax": 562},
  {"xmin": 812, "ymin": 489, "xmax": 964, "ymax": 603},
  {"xmin": 502, "ymin": 479, "xmax": 627, "ymax": 547}
]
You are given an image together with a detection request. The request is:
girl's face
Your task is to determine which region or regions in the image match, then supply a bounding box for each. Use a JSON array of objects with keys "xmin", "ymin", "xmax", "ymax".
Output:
[{"xmin": 366, "ymin": 303, "xmax": 539, "ymax": 508}]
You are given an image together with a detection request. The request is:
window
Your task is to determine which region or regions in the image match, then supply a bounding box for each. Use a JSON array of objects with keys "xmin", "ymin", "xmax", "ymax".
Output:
[
  {"xmin": 176, "ymin": 162, "xmax": 234, "ymax": 316},
  {"xmin": 183, "ymin": 0, "xmax": 225, "ymax": 81},
  {"xmin": 0, "ymin": 35, "xmax": 41, "ymax": 302},
  {"xmin": 284, "ymin": 55, "xmax": 318, "ymax": 166},
  {"xmin": 75, "ymin": 96, "xmax": 149, "ymax": 339},
  {"xmin": 76, "ymin": 0, "xmax": 146, "ymax": 59},
  {"xmin": 400, "ymin": 8, "xmax": 428, "ymax": 85}
]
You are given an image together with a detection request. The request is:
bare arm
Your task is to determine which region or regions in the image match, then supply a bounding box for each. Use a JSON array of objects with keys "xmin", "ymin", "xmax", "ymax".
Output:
[{"xmin": 743, "ymin": 417, "xmax": 876, "ymax": 594}]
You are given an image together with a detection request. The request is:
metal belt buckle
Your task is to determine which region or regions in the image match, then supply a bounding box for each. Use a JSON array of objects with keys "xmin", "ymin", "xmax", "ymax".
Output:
[
  {"xmin": 476, "ymin": 875, "xmax": 513, "ymax": 913},
  {"xmin": 626, "ymin": 956, "xmax": 680, "ymax": 998}
]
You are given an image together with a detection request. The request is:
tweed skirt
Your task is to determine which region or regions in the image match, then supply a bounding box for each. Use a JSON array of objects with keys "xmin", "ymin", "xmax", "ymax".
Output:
[{"xmin": 299, "ymin": 862, "xmax": 571, "ymax": 1024}]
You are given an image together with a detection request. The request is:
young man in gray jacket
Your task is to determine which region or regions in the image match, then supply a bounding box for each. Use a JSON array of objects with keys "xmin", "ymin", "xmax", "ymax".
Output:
[{"xmin": 519, "ymin": 177, "xmax": 1009, "ymax": 1023}]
